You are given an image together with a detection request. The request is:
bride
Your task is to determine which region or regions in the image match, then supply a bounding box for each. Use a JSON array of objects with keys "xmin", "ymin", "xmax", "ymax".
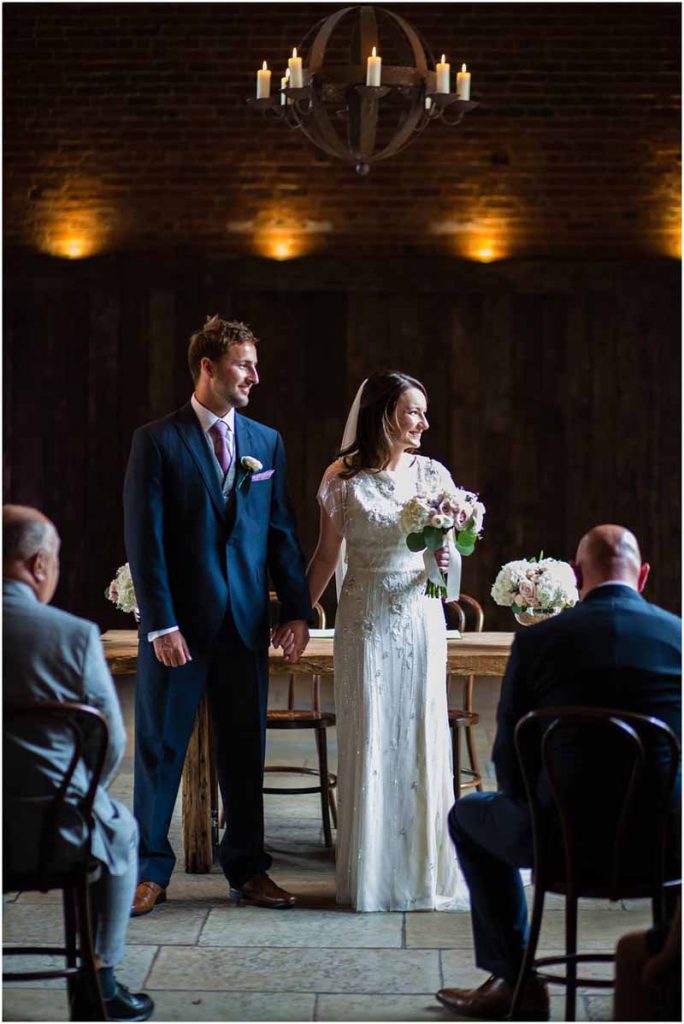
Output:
[{"xmin": 307, "ymin": 372, "xmax": 469, "ymax": 912}]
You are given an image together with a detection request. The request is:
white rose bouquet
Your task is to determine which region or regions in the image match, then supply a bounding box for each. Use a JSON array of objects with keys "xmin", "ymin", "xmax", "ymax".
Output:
[
  {"xmin": 400, "ymin": 488, "xmax": 486, "ymax": 598},
  {"xmin": 491, "ymin": 553, "xmax": 578, "ymax": 617},
  {"xmin": 105, "ymin": 562, "xmax": 139, "ymax": 616}
]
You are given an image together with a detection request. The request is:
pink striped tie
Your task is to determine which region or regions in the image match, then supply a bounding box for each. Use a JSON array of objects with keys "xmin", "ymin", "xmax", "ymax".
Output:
[{"xmin": 209, "ymin": 420, "xmax": 232, "ymax": 475}]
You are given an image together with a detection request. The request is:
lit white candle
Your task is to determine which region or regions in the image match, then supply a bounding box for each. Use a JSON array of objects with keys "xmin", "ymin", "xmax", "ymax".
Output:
[
  {"xmin": 436, "ymin": 54, "xmax": 450, "ymax": 94},
  {"xmin": 288, "ymin": 47, "xmax": 303, "ymax": 88},
  {"xmin": 280, "ymin": 67, "xmax": 289, "ymax": 105},
  {"xmin": 456, "ymin": 62, "xmax": 471, "ymax": 101},
  {"xmin": 425, "ymin": 96, "xmax": 432, "ymax": 111},
  {"xmin": 366, "ymin": 46, "xmax": 382, "ymax": 87},
  {"xmin": 256, "ymin": 60, "xmax": 271, "ymax": 99}
]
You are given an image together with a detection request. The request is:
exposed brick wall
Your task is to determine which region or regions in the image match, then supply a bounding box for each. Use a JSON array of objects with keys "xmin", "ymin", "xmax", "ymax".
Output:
[{"xmin": 4, "ymin": 3, "xmax": 681, "ymax": 259}]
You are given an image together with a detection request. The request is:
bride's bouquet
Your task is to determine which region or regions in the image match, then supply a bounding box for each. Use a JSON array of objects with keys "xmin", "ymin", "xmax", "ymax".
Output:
[
  {"xmin": 399, "ymin": 488, "xmax": 485, "ymax": 598},
  {"xmin": 491, "ymin": 553, "xmax": 578, "ymax": 618},
  {"xmin": 105, "ymin": 562, "xmax": 139, "ymax": 616}
]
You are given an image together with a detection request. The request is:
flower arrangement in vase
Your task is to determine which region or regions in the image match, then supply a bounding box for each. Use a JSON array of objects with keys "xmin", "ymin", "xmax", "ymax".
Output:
[
  {"xmin": 491, "ymin": 553, "xmax": 578, "ymax": 625},
  {"xmin": 105, "ymin": 562, "xmax": 139, "ymax": 621}
]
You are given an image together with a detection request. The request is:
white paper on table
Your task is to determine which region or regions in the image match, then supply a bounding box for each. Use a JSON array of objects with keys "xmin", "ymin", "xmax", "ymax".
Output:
[{"xmin": 309, "ymin": 627, "xmax": 461, "ymax": 639}]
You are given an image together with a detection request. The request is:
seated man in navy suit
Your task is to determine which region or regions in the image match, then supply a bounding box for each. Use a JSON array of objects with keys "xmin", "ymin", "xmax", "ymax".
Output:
[{"xmin": 436, "ymin": 525, "xmax": 681, "ymax": 1020}]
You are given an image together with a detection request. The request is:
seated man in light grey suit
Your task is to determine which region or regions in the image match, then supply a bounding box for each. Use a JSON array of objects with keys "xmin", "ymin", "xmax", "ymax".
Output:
[{"xmin": 3, "ymin": 505, "xmax": 153, "ymax": 1022}]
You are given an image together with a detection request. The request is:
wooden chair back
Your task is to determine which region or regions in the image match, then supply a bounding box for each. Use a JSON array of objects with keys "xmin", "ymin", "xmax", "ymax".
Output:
[
  {"xmin": 444, "ymin": 594, "xmax": 484, "ymax": 712},
  {"xmin": 444, "ymin": 593, "xmax": 484, "ymax": 633},
  {"xmin": 515, "ymin": 706, "xmax": 681, "ymax": 910},
  {"xmin": 4, "ymin": 700, "xmax": 109, "ymax": 884}
]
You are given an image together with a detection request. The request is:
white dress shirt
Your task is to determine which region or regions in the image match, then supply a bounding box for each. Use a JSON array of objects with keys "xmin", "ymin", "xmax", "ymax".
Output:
[{"xmin": 148, "ymin": 395, "xmax": 236, "ymax": 643}]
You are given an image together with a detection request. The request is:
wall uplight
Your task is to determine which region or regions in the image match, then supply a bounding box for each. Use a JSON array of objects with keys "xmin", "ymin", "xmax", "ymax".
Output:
[
  {"xmin": 60, "ymin": 236, "xmax": 90, "ymax": 259},
  {"xmin": 40, "ymin": 210, "xmax": 106, "ymax": 259},
  {"xmin": 256, "ymin": 234, "xmax": 303, "ymax": 261},
  {"xmin": 474, "ymin": 245, "xmax": 495, "ymax": 263}
]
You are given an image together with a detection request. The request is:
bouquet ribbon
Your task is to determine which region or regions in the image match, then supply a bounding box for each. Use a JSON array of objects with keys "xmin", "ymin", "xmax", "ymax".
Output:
[{"xmin": 423, "ymin": 532, "xmax": 462, "ymax": 600}]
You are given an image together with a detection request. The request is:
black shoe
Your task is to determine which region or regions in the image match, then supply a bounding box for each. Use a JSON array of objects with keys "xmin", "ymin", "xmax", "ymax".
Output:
[{"xmin": 104, "ymin": 982, "xmax": 154, "ymax": 1022}]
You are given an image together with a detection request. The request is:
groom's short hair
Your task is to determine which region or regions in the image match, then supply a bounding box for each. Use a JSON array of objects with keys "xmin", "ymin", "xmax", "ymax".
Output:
[{"xmin": 188, "ymin": 315, "xmax": 259, "ymax": 381}]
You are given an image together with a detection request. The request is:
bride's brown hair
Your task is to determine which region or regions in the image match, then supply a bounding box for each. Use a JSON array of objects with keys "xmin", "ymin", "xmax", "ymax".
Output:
[{"xmin": 338, "ymin": 371, "xmax": 427, "ymax": 479}]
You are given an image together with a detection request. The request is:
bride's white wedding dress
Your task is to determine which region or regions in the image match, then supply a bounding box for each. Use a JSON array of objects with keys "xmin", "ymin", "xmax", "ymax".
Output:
[{"xmin": 318, "ymin": 454, "xmax": 469, "ymax": 912}]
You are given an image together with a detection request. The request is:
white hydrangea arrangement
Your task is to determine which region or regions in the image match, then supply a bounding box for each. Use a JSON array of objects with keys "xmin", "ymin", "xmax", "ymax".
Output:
[
  {"xmin": 105, "ymin": 562, "xmax": 139, "ymax": 616},
  {"xmin": 491, "ymin": 553, "xmax": 578, "ymax": 615}
]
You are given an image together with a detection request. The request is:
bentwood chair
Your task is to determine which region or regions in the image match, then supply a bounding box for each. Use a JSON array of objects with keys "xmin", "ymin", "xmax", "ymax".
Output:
[
  {"xmin": 263, "ymin": 593, "xmax": 337, "ymax": 847},
  {"xmin": 511, "ymin": 707, "xmax": 681, "ymax": 1022},
  {"xmin": 4, "ymin": 701, "xmax": 110, "ymax": 1021},
  {"xmin": 444, "ymin": 594, "xmax": 485, "ymax": 799}
]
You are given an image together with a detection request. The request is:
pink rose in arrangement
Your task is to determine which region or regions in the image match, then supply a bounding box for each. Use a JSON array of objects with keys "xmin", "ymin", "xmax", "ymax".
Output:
[
  {"xmin": 518, "ymin": 578, "xmax": 539, "ymax": 606},
  {"xmin": 454, "ymin": 507, "xmax": 470, "ymax": 530}
]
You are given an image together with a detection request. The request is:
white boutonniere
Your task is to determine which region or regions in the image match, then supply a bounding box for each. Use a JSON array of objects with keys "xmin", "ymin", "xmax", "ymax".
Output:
[{"xmin": 238, "ymin": 455, "xmax": 263, "ymax": 490}]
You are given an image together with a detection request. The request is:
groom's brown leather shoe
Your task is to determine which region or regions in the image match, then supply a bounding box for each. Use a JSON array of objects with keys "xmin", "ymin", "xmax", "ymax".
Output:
[
  {"xmin": 131, "ymin": 881, "xmax": 167, "ymax": 917},
  {"xmin": 229, "ymin": 873, "xmax": 296, "ymax": 909},
  {"xmin": 436, "ymin": 975, "xmax": 550, "ymax": 1020}
]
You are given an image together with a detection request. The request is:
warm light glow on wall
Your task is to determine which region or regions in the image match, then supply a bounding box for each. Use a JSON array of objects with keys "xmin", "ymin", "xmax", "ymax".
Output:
[
  {"xmin": 53, "ymin": 235, "xmax": 94, "ymax": 259},
  {"xmin": 431, "ymin": 216, "xmax": 512, "ymax": 262},
  {"xmin": 473, "ymin": 244, "xmax": 495, "ymax": 263},
  {"xmin": 40, "ymin": 211, "xmax": 106, "ymax": 259},
  {"xmin": 662, "ymin": 230, "xmax": 681, "ymax": 259},
  {"xmin": 257, "ymin": 234, "xmax": 304, "ymax": 261},
  {"xmin": 227, "ymin": 205, "xmax": 331, "ymax": 260},
  {"xmin": 462, "ymin": 236, "xmax": 508, "ymax": 262}
]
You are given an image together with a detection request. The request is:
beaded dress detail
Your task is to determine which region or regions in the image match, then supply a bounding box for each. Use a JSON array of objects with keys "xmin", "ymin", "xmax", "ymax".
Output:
[{"xmin": 317, "ymin": 455, "xmax": 469, "ymax": 911}]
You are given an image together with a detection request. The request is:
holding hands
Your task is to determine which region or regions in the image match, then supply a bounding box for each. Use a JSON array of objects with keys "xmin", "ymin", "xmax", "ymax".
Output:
[{"xmin": 272, "ymin": 619, "xmax": 310, "ymax": 664}]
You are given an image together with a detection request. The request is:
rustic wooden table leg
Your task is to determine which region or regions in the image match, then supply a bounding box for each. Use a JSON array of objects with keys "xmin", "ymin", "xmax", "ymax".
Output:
[{"xmin": 182, "ymin": 691, "xmax": 214, "ymax": 872}]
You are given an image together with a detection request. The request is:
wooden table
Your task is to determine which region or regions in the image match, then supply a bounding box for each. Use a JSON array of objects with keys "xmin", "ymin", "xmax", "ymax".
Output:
[{"xmin": 102, "ymin": 629, "xmax": 514, "ymax": 872}]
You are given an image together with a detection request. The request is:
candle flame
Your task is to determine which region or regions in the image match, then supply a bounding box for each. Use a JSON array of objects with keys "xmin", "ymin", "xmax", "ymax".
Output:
[
  {"xmin": 292, "ymin": 47, "xmax": 297, "ymax": 58},
  {"xmin": 285, "ymin": 67, "xmax": 290, "ymax": 79},
  {"xmin": 371, "ymin": 46, "xmax": 377, "ymax": 57},
  {"xmin": 441, "ymin": 54, "xmax": 446, "ymax": 63},
  {"xmin": 262, "ymin": 61, "xmax": 268, "ymax": 71},
  {"xmin": 461, "ymin": 63, "xmax": 467, "ymax": 72}
]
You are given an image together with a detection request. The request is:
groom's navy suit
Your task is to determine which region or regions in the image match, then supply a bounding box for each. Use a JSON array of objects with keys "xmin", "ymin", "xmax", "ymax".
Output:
[
  {"xmin": 449, "ymin": 584, "xmax": 681, "ymax": 984},
  {"xmin": 124, "ymin": 401, "xmax": 312, "ymax": 887}
]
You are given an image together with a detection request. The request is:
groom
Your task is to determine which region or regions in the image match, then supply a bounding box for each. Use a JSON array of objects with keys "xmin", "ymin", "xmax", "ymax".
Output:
[{"xmin": 124, "ymin": 315, "xmax": 312, "ymax": 915}]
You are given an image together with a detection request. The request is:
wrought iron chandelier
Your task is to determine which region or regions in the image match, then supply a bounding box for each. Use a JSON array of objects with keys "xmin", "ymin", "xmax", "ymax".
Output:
[{"xmin": 248, "ymin": 5, "xmax": 478, "ymax": 175}]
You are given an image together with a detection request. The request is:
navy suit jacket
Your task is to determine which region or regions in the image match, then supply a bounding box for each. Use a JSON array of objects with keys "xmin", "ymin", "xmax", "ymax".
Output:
[
  {"xmin": 493, "ymin": 584, "xmax": 681, "ymax": 804},
  {"xmin": 123, "ymin": 402, "xmax": 312, "ymax": 651}
]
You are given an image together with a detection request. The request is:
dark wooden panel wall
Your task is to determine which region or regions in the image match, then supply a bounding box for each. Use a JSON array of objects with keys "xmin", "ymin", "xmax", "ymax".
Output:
[{"xmin": 4, "ymin": 254, "xmax": 680, "ymax": 630}]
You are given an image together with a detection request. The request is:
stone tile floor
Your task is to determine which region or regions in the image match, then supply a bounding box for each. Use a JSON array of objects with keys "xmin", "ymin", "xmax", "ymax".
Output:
[{"xmin": 3, "ymin": 675, "xmax": 650, "ymax": 1021}]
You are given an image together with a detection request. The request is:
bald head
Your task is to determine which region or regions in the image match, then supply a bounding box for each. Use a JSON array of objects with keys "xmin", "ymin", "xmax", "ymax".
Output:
[
  {"xmin": 3, "ymin": 505, "xmax": 61, "ymax": 603},
  {"xmin": 574, "ymin": 524, "xmax": 649, "ymax": 598}
]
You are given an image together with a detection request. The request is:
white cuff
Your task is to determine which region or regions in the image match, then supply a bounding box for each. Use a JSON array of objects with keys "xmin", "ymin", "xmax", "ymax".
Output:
[{"xmin": 148, "ymin": 626, "xmax": 179, "ymax": 642}]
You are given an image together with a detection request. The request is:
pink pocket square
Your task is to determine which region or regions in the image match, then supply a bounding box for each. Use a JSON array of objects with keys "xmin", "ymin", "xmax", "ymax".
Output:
[{"xmin": 252, "ymin": 469, "xmax": 275, "ymax": 482}]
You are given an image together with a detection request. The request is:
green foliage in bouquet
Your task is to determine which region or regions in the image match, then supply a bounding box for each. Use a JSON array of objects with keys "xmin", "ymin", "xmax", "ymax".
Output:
[{"xmin": 406, "ymin": 520, "xmax": 480, "ymax": 557}]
